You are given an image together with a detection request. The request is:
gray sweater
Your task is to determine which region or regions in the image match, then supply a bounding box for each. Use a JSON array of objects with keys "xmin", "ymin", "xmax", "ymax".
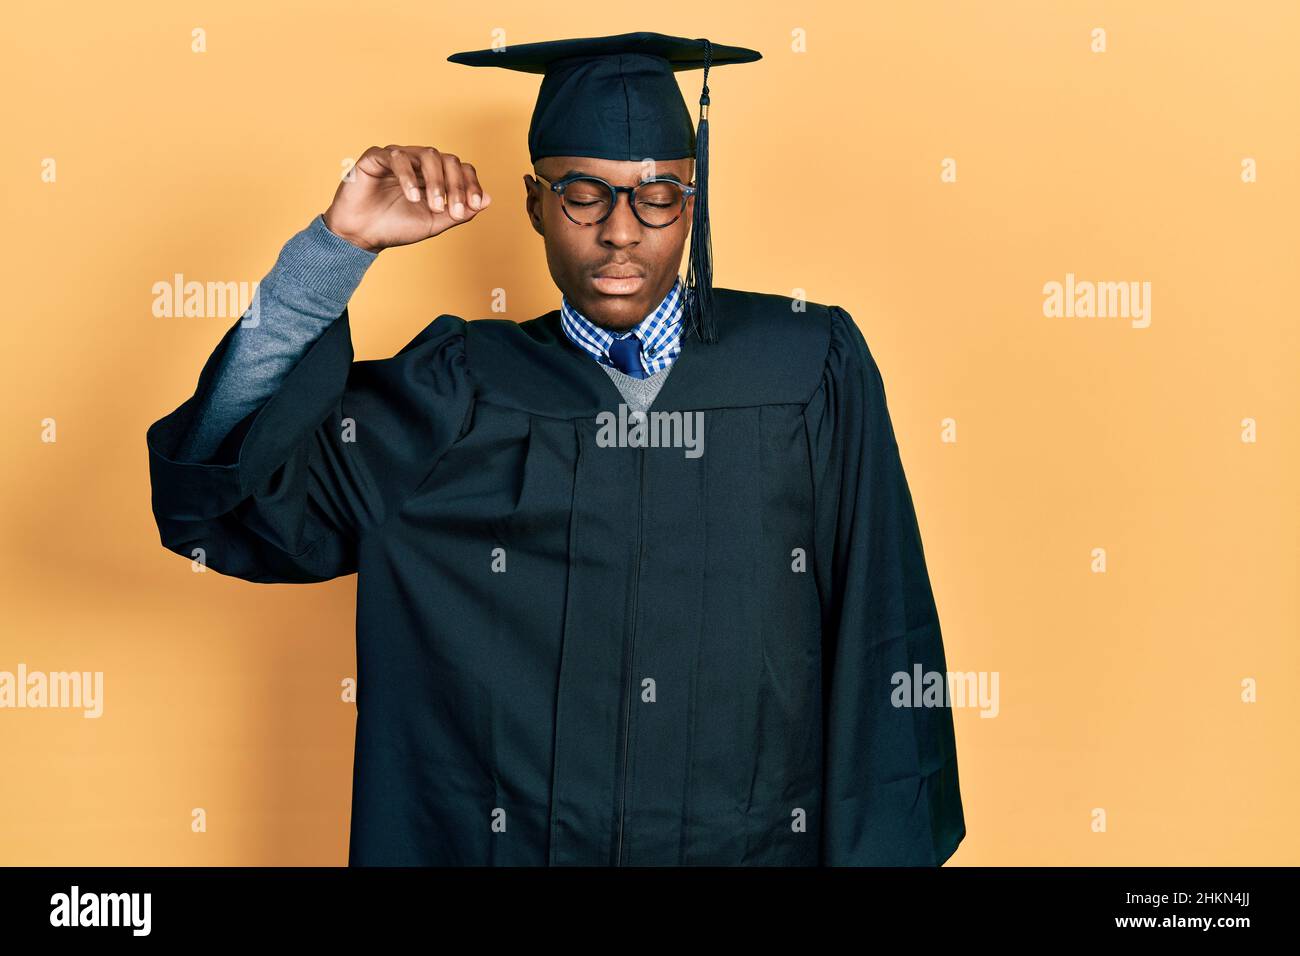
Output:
[{"xmin": 176, "ymin": 214, "xmax": 672, "ymax": 462}]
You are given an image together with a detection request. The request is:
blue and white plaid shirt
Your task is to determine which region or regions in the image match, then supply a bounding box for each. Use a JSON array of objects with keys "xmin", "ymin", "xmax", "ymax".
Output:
[{"xmin": 560, "ymin": 275, "xmax": 687, "ymax": 376}]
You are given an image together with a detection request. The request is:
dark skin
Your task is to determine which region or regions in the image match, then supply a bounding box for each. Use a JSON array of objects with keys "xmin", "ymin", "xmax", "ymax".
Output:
[{"xmin": 524, "ymin": 156, "xmax": 694, "ymax": 334}]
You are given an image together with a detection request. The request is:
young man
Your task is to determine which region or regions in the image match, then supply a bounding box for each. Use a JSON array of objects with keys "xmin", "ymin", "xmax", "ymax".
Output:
[{"xmin": 146, "ymin": 32, "xmax": 966, "ymax": 866}]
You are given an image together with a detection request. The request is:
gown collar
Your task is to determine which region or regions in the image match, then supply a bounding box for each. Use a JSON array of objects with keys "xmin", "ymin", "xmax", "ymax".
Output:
[{"xmin": 463, "ymin": 287, "xmax": 831, "ymax": 418}]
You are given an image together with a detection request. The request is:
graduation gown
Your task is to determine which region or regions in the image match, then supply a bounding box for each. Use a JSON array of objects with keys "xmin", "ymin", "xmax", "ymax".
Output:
[{"xmin": 145, "ymin": 286, "xmax": 966, "ymax": 866}]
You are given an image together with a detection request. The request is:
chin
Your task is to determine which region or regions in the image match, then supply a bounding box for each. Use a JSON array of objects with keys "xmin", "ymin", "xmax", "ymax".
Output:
[{"xmin": 582, "ymin": 298, "xmax": 643, "ymax": 332}]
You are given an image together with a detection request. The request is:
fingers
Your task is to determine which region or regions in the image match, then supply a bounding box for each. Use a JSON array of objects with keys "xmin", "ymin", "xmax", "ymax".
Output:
[
  {"xmin": 349, "ymin": 145, "xmax": 393, "ymax": 182},
  {"xmin": 442, "ymin": 152, "xmax": 468, "ymax": 220},
  {"xmin": 436, "ymin": 155, "xmax": 492, "ymax": 221},
  {"xmin": 386, "ymin": 146, "xmax": 423, "ymax": 204},
  {"xmin": 416, "ymin": 148, "xmax": 446, "ymax": 214},
  {"xmin": 461, "ymin": 162, "xmax": 490, "ymax": 213},
  {"xmin": 352, "ymin": 144, "xmax": 492, "ymax": 222}
]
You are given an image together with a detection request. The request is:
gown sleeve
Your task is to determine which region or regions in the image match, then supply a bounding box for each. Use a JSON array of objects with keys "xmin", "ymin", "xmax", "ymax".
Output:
[
  {"xmin": 145, "ymin": 307, "xmax": 472, "ymax": 583},
  {"xmin": 804, "ymin": 305, "xmax": 966, "ymax": 865}
]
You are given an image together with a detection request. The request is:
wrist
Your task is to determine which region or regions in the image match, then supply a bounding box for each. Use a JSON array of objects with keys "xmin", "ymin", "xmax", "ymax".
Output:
[
  {"xmin": 273, "ymin": 214, "xmax": 379, "ymax": 304},
  {"xmin": 321, "ymin": 211, "xmax": 381, "ymax": 254}
]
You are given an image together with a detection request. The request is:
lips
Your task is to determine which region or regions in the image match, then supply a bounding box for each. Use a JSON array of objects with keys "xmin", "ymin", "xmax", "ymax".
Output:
[
  {"xmin": 591, "ymin": 271, "xmax": 646, "ymax": 295},
  {"xmin": 593, "ymin": 263, "xmax": 645, "ymax": 279}
]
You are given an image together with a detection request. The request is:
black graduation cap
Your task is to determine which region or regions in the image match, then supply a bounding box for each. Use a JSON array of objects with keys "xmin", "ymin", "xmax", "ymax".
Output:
[{"xmin": 448, "ymin": 32, "xmax": 763, "ymax": 345}]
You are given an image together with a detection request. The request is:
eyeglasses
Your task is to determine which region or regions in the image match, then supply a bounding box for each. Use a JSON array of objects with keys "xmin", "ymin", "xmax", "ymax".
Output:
[{"xmin": 534, "ymin": 173, "xmax": 696, "ymax": 228}]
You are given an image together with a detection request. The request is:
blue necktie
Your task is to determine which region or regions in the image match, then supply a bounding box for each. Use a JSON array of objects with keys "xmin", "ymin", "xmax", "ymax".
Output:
[{"xmin": 607, "ymin": 334, "xmax": 646, "ymax": 379}]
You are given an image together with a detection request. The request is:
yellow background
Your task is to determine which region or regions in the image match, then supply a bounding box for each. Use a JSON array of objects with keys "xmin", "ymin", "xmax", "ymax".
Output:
[{"xmin": 1, "ymin": 0, "xmax": 1296, "ymax": 865}]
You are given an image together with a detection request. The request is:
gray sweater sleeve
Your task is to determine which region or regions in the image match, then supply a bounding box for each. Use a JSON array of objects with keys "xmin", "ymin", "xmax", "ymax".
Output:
[{"xmin": 175, "ymin": 214, "xmax": 378, "ymax": 462}]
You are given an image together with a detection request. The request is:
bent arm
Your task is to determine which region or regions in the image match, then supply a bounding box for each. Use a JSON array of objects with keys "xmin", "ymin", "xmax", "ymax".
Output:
[
  {"xmin": 146, "ymin": 214, "xmax": 381, "ymax": 583},
  {"xmin": 175, "ymin": 214, "xmax": 378, "ymax": 462}
]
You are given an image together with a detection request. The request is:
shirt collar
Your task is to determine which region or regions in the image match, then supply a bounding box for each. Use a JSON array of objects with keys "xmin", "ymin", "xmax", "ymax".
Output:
[{"xmin": 560, "ymin": 276, "xmax": 686, "ymax": 376}]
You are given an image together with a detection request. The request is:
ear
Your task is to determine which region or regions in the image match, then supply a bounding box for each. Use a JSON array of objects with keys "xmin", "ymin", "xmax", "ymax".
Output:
[{"xmin": 524, "ymin": 175, "xmax": 545, "ymax": 237}]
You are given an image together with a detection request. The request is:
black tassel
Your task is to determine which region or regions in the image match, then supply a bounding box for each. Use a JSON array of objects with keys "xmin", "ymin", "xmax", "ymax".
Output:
[{"xmin": 685, "ymin": 39, "xmax": 717, "ymax": 344}]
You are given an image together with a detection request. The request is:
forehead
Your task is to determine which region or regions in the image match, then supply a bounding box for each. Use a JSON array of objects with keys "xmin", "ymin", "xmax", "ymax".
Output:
[{"xmin": 536, "ymin": 155, "xmax": 693, "ymax": 183}]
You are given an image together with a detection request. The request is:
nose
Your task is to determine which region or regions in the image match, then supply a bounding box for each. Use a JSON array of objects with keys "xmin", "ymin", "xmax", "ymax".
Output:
[{"xmin": 596, "ymin": 190, "xmax": 643, "ymax": 246}]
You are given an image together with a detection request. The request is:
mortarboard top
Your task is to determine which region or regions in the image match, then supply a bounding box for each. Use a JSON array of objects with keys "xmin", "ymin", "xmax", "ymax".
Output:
[{"xmin": 448, "ymin": 32, "xmax": 763, "ymax": 345}]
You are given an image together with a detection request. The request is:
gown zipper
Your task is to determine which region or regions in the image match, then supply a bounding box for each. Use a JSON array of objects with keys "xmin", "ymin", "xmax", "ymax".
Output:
[{"xmin": 614, "ymin": 446, "xmax": 646, "ymax": 865}]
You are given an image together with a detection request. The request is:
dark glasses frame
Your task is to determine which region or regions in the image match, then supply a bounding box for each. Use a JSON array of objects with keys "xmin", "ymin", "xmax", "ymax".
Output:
[{"xmin": 534, "ymin": 172, "xmax": 696, "ymax": 228}]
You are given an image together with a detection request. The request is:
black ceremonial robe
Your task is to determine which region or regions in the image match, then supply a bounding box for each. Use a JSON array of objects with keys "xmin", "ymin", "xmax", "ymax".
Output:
[{"xmin": 146, "ymin": 286, "xmax": 966, "ymax": 866}]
